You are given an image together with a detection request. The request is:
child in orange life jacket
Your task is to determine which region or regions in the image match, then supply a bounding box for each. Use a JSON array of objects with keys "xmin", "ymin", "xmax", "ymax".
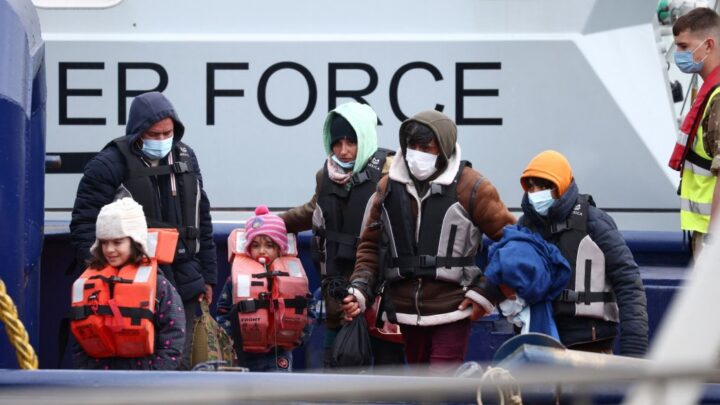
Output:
[
  {"xmin": 72, "ymin": 198, "xmax": 185, "ymax": 370},
  {"xmin": 216, "ymin": 206, "xmax": 308, "ymax": 372}
]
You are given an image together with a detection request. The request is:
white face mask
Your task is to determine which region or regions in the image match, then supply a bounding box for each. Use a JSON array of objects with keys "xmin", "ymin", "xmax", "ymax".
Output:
[{"xmin": 406, "ymin": 148, "xmax": 438, "ymax": 181}]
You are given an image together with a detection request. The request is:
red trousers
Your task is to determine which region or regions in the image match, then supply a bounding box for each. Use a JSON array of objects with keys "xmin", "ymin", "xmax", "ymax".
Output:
[{"xmin": 401, "ymin": 318, "xmax": 471, "ymax": 374}]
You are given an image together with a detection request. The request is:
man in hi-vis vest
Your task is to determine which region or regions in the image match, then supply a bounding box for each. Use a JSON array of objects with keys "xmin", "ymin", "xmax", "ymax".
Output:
[{"xmin": 670, "ymin": 8, "xmax": 720, "ymax": 255}]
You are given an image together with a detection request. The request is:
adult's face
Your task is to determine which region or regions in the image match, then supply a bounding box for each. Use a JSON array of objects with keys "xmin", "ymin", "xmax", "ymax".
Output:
[
  {"xmin": 407, "ymin": 137, "xmax": 440, "ymax": 156},
  {"xmin": 332, "ymin": 138, "xmax": 358, "ymax": 163},
  {"xmin": 525, "ymin": 177, "xmax": 559, "ymax": 199},
  {"xmin": 674, "ymin": 29, "xmax": 714, "ymax": 70},
  {"xmin": 141, "ymin": 117, "xmax": 174, "ymax": 141}
]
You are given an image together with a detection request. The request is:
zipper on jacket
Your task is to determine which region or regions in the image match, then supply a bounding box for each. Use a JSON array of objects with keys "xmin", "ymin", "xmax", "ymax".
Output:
[
  {"xmin": 591, "ymin": 321, "xmax": 597, "ymax": 341},
  {"xmin": 141, "ymin": 156, "xmax": 164, "ymax": 214},
  {"xmin": 194, "ymin": 181, "xmax": 201, "ymax": 254},
  {"xmin": 407, "ymin": 178, "xmax": 431, "ymax": 323},
  {"xmin": 415, "ymin": 278, "xmax": 423, "ymax": 323},
  {"xmin": 168, "ymin": 153, "xmax": 177, "ymax": 197},
  {"xmin": 414, "ymin": 189, "xmax": 432, "ymax": 242}
]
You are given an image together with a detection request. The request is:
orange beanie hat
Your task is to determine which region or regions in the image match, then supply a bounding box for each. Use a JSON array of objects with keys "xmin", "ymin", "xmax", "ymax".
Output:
[{"xmin": 520, "ymin": 150, "xmax": 573, "ymax": 197}]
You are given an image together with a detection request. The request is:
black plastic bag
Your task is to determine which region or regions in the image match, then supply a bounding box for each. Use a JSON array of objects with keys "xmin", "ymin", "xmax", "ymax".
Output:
[{"xmin": 331, "ymin": 316, "xmax": 373, "ymax": 370}]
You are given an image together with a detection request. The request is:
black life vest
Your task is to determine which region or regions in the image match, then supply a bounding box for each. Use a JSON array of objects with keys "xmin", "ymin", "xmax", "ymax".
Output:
[
  {"xmin": 380, "ymin": 161, "xmax": 479, "ymax": 284},
  {"xmin": 312, "ymin": 148, "xmax": 393, "ymax": 277},
  {"xmin": 529, "ymin": 195, "xmax": 620, "ymax": 322},
  {"xmin": 112, "ymin": 137, "xmax": 200, "ymax": 255}
]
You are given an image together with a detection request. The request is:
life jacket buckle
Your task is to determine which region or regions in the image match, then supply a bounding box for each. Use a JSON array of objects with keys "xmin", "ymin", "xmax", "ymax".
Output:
[
  {"xmin": 351, "ymin": 171, "xmax": 370, "ymax": 185},
  {"xmin": 172, "ymin": 161, "xmax": 189, "ymax": 173},
  {"xmin": 430, "ymin": 183, "xmax": 444, "ymax": 195},
  {"xmin": 239, "ymin": 299, "xmax": 257, "ymax": 313},
  {"xmin": 559, "ymin": 289, "xmax": 578, "ymax": 302},
  {"xmin": 88, "ymin": 292, "xmax": 100, "ymax": 314},
  {"xmin": 418, "ymin": 255, "xmax": 436, "ymax": 268},
  {"xmin": 550, "ymin": 221, "xmax": 570, "ymax": 234},
  {"xmin": 182, "ymin": 226, "xmax": 199, "ymax": 239}
]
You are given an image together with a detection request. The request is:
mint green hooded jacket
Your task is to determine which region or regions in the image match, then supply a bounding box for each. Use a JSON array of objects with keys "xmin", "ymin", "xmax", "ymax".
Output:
[
  {"xmin": 322, "ymin": 102, "xmax": 379, "ymax": 175},
  {"xmin": 282, "ymin": 102, "xmax": 389, "ymax": 233}
]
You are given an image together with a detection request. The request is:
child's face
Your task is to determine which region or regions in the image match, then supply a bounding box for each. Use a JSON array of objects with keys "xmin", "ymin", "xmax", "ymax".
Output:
[
  {"xmin": 101, "ymin": 237, "xmax": 133, "ymax": 268},
  {"xmin": 249, "ymin": 235, "xmax": 280, "ymax": 264}
]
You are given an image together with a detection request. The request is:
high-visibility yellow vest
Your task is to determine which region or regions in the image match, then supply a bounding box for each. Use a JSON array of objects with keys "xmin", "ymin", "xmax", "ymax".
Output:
[{"xmin": 680, "ymin": 87, "xmax": 720, "ymax": 233}]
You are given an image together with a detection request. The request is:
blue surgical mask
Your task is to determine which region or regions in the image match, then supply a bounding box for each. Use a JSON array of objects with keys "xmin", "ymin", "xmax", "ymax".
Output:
[
  {"xmin": 142, "ymin": 137, "xmax": 173, "ymax": 160},
  {"xmin": 331, "ymin": 154, "xmax": 355, "ymax": 169},
  {"xmin": 528, "ymin": 189, "xmax": 555, "ymax": 216},
  {"xmin": 674, "ymin": 40, "xmax": 708, "ymax": 74}
]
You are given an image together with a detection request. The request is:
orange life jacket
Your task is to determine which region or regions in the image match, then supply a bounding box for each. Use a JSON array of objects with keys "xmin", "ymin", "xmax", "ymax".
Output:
[
  {"xmin": 228, "ymin": 229, "xmax": 310, "ymax": 353},
  {"xmin": 70, "ymin": 228, "xmax": 178, "ymax": 358}
]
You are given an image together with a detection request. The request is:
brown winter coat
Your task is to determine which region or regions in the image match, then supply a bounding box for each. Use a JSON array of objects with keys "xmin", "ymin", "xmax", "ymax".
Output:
[
  {"xmin": 281, "ymin": 169, "xmax": 323, "ymax": 234},
  {"xmin": 350, "ymin": 111, "xmax": 516, "ymax": 326}
]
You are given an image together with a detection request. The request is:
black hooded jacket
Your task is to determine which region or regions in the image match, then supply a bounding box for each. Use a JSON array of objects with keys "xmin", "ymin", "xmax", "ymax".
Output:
[
  {"xmin": 70, "ymin": 92, "xmax": 217, "ymax": 301},
  {"xmin": 519, "ymin": 181, "xmax": 648, "ymax": 357}
]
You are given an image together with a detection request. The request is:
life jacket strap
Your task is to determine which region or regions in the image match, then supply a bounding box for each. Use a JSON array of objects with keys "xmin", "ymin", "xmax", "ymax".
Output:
[
  {"xmin": 274, "ymin": 296, "xmax": 309, "ymax": 314},
  {"xmin": 236, "ymin": 298, "xmax": 271, "ymax": 313},
  {"xmin": 556, "ymin": 289, "xmax": 616, "ymax": 304},
  {"xmin": 88, "ymin": 275, "xmax": 133, "ymax": 284},
  {"xmin": 147, "ymin": 220, "xmax": 199, "ymax": 240},
  {"xmin": 69, "ymin": 305, "xmax": 154, "ymax": 325},
  {"xmin": 322, "ymin": 229, "xmax": 359, "ymax": 248},
  {"xmin": 391, "ymin": 255, "xmax": 475, "ymax": 269},
  {"xmin": 252, "ymin": 271, "xmax": 291, "ymax": 279},
  {"xmin": 380, "ymin": 286, "xmax": 399, "ymax": 324},
  {"xmin": 686, "ymin": 148, "xmax": 713, "ymax": 171},
  {"xmin": 88, "ymin": 275, "xmax": 133, "ymax": 298},
  {"xmin": 128, "ymin": 161, "xmax": 191, "ymax": 178}
]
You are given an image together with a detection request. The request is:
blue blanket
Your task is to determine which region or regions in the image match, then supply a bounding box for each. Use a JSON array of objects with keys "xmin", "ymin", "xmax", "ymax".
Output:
[{"xmin": 485, "ymin": 225, "xmax": 572, "ymax": 339}]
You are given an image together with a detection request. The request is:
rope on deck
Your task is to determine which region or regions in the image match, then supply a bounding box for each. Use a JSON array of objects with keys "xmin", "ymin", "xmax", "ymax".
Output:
[
  {"xmin": 0, "ymin": 278, "xmax": 38, "ymax": 369},
  {"xmin": 477, "ymin": 366, "xmax": 523, "ymax": 405}
]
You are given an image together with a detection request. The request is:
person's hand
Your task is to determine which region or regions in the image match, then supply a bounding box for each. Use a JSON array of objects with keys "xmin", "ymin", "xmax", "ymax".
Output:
[
  {"xmin": 341, "ymin": 294, "xmax": 361, "ymax": 321},
  {"xmin": 458, "ymin": 298, "xmax": 484, "ymax": 321},
  {"xmin": 199, "ymin": 284, "xmax": 213, "ymax": 304}
]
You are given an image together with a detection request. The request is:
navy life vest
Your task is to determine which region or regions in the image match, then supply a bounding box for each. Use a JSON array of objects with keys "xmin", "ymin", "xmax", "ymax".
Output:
[
  {"xmin": 380, "ymin": 161, "xmax": 481, "ymax": 285},
  {"xmin": 538, "ymin": 195, "xmax": 620, "ymax": 323},
  {"xmin": 113, "ymin": 137, "xmax": 200, "ymax": 256},
  {"xmin": 312, "ymin": 148, "xmax": 393, "ymax": 278}
]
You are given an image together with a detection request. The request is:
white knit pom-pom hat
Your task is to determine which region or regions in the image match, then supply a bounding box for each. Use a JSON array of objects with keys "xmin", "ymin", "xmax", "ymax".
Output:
[{"xmin": 91, "ymin": 197, "xmax": 149, "ymax": 255}]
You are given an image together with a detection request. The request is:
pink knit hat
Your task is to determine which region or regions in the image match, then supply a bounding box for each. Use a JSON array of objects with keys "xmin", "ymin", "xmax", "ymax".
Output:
[{"xmin": 244, "ymin": 205, "xmax": 288, "ymax": 256}]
